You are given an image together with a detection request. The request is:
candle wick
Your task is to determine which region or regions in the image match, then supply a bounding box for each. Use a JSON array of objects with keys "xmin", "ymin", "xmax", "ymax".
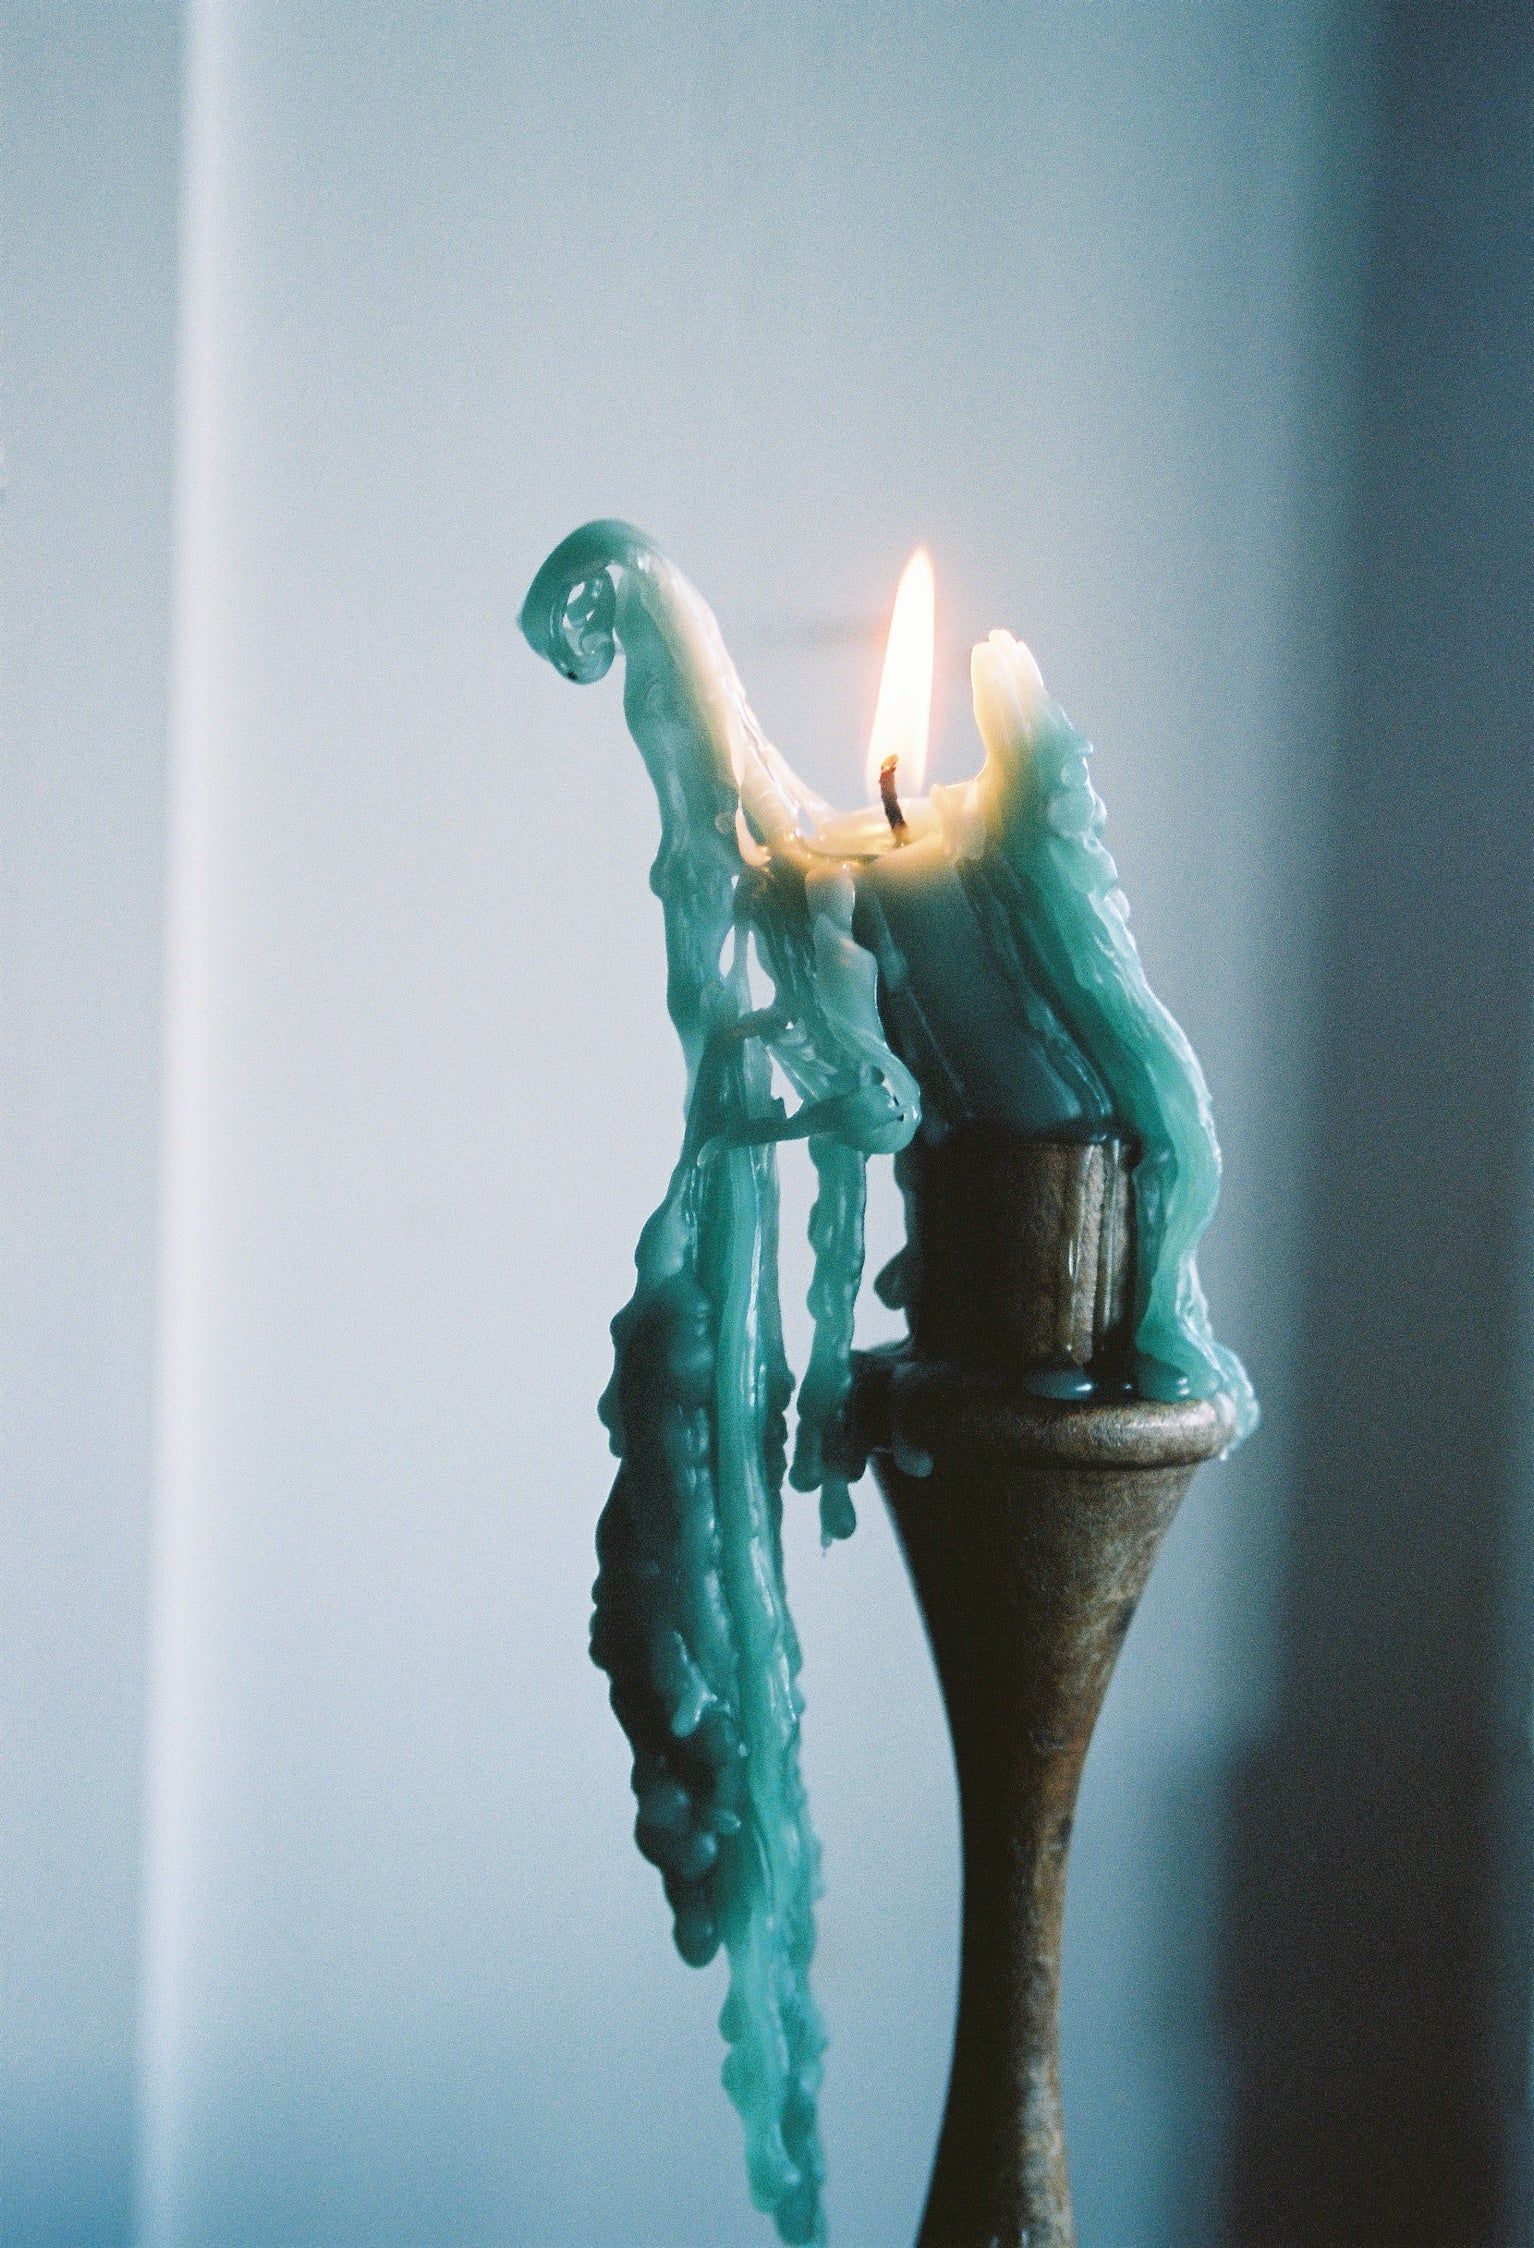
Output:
[{"xmin": 879, "ymin": 755, "xmax": 909, "ymax": 844}]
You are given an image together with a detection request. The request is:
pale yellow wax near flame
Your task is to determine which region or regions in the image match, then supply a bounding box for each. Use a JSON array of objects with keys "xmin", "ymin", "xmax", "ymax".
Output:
[{"xmin": 865, "ymin": 546, "xmax": 935, "ymax": 801}]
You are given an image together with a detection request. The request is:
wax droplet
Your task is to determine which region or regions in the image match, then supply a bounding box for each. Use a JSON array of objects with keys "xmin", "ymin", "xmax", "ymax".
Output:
[
  {"xmin": 1135, "ymin": 1352, "xmax": 1196, "ymax": 1402},
  {"xmin": 873, "ymin": 1252, "xmax": 907, "ymax": 1309},
  {"xmin": 640, "ymin": 1779, "xmax": 690, "ymax": 1832},
  {"xmin": 674, "ymin": 1906, "xmax": 718, "ymax": 1968},
  {"xmin": 673, "ymin": 1828, "xmax": 720, "ymax": 1881},
  {"xmin": 1024, "ymin": 1361, "xmax": 1097, "ymax": 1401},
  {"xmin": 819, "ymin": 1484, "xmax": 857, "ymax": 1544},
  {"xmin": 659, "ymin": 1632, "xmax": 713, "ymax": 1736}
]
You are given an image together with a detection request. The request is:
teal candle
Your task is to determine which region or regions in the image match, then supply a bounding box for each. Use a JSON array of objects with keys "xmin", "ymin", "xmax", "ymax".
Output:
[{"xmin": 520, "ymin": 522, "xmax": 1255, "ymax": 2244}]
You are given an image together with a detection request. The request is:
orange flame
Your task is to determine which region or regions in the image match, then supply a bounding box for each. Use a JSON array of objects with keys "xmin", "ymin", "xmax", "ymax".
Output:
[{"xmin": 865, "ymin": 547, "xmax": 934, "ymax": 801}]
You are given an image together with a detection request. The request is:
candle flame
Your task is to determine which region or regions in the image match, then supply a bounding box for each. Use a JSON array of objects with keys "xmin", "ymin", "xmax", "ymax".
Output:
[{"xmin": 866, "ymin": 547, "xmax": 934, "ymax": 801}]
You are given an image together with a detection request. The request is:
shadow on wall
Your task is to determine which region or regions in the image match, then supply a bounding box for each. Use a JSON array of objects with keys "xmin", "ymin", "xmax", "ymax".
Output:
[{"xmin": 1222, "ymin": 5, "xmax": 1534, "ymax": 2243}]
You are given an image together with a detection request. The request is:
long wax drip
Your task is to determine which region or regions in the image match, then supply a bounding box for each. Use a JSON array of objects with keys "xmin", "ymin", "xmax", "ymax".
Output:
[{"xmin": 522, "ymin": 524, "xmax": 917, "ymax": 2246}]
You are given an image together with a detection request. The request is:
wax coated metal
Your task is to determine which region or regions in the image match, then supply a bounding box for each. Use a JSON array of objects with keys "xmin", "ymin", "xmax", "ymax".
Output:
[
  {"xmin": 521, "ymin": 524, "xmax": 1253, "ymax": 2243},
  {"xmin": 854, "ymin": 1132, "xmax": 1231, "ymax": 2248}
]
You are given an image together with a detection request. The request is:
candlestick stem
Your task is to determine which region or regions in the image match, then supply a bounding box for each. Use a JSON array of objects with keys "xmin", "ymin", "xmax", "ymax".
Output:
[{"xmin": 851, "ymin": 1130, "xmax": 1230, "ymax": 2248}]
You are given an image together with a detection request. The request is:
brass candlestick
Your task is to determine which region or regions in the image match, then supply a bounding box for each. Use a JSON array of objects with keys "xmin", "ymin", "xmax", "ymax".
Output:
[{"xmin": 848, "ymin": 1127, "xmax": 1232, "ymax": 2248}]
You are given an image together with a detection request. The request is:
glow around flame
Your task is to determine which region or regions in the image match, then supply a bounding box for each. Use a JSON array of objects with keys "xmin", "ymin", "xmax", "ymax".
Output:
[{"xmin": 866, "ymin": 546, "xmax": 935, "ymax": 801}]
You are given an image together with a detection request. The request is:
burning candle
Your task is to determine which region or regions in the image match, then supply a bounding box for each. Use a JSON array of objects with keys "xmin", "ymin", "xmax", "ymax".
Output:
[
  {"xmin": 519, "ymin": 522, "xmax": 1255, "ymax": 2245},
  {"xmin": 816, "ymin": 549, "xmax": 1116, "ymax": 1158}
]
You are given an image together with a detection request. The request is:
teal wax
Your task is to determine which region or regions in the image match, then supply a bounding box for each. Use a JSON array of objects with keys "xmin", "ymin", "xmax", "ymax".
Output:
[
  {"xmin": 522, "ymin": 525, "xmax": 917, "ymax": 2248},
  {"xmin": 853, "ymin": 845, "xmax": 1112, "ymax": 1137},
  {"xmin": 966, "ymin": 631, "xmax": 1258, "ymax": 1436},
  {"xmin": 520, "ymin": 524, "xmax": 1256, "ymax": 2244}
]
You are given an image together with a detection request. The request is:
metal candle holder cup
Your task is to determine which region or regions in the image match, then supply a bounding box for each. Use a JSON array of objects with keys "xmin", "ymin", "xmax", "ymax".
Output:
[{"xmin": 851, "ymin": 1129, "xmax": 1231, "ymax": 2248}]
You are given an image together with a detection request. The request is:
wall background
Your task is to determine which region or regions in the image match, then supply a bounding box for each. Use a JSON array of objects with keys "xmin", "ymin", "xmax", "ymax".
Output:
[
  {"xmin": 2, "ymin": 5, "xmax": 1529, "ymax": 2247},
  {"xmin": 0, "ymin": 10, "xmax": 180, "ymax": 2243}
]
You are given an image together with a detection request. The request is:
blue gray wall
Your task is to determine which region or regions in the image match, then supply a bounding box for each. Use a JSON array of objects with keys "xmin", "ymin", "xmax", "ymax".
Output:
[
  {"xmin": 0, "ymin": 8, "xmax": 181, "ymax": 2243},
  {"xmin": 1227, "ymin": 7, "xmax": 1534, "ymax": 2241},
  {"xmin": 2, "ymin": 5, "xmax": 1528, "ymax": 2246}
]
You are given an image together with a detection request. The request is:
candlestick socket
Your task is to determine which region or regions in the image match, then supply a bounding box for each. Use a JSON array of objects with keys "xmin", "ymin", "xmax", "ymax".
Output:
[
  {"xmin": 852, "ymin": 1120, "xmax": 1229, "ymax": 2248},
  {"xmin": 895, "ymin": 1126, "xmax": 1134, "ymax": 1384}
]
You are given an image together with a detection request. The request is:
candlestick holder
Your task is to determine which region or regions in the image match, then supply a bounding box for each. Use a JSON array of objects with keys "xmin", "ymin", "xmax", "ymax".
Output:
[{"xmin": 847, "ymin": 1127, "xmax": 1232, "ymax": 2248}]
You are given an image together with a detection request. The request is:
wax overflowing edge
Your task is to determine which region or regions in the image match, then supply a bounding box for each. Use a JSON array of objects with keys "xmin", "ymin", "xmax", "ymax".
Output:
[
  {"xmin": 523, "ymin": 522, "xmax": 1256, "ymax": 1448},
  {"xmin": 517, "ymin": 522, "xmax": 1258, "ymax": 2243},
  {"xmin": 521, "ymin": 521, "xmax": 921, "ymax": 2246},
  {"xmin": 965, "ymin": 630, "xmax": 1258, "ymax": 1447}
]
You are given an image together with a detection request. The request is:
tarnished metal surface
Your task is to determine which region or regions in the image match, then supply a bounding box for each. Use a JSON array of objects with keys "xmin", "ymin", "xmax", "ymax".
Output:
[
  {"xmin": 856, "ymin": 1359, "xmax": 1234, "ymax": 1473},
  {"xmin": 892, "ymin": 1126, "xmax": 1133, "ymax": 1375},
  {"xmin": 853, "ymin": 1130, "xmax": 1227, "ymax": 2248}
]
